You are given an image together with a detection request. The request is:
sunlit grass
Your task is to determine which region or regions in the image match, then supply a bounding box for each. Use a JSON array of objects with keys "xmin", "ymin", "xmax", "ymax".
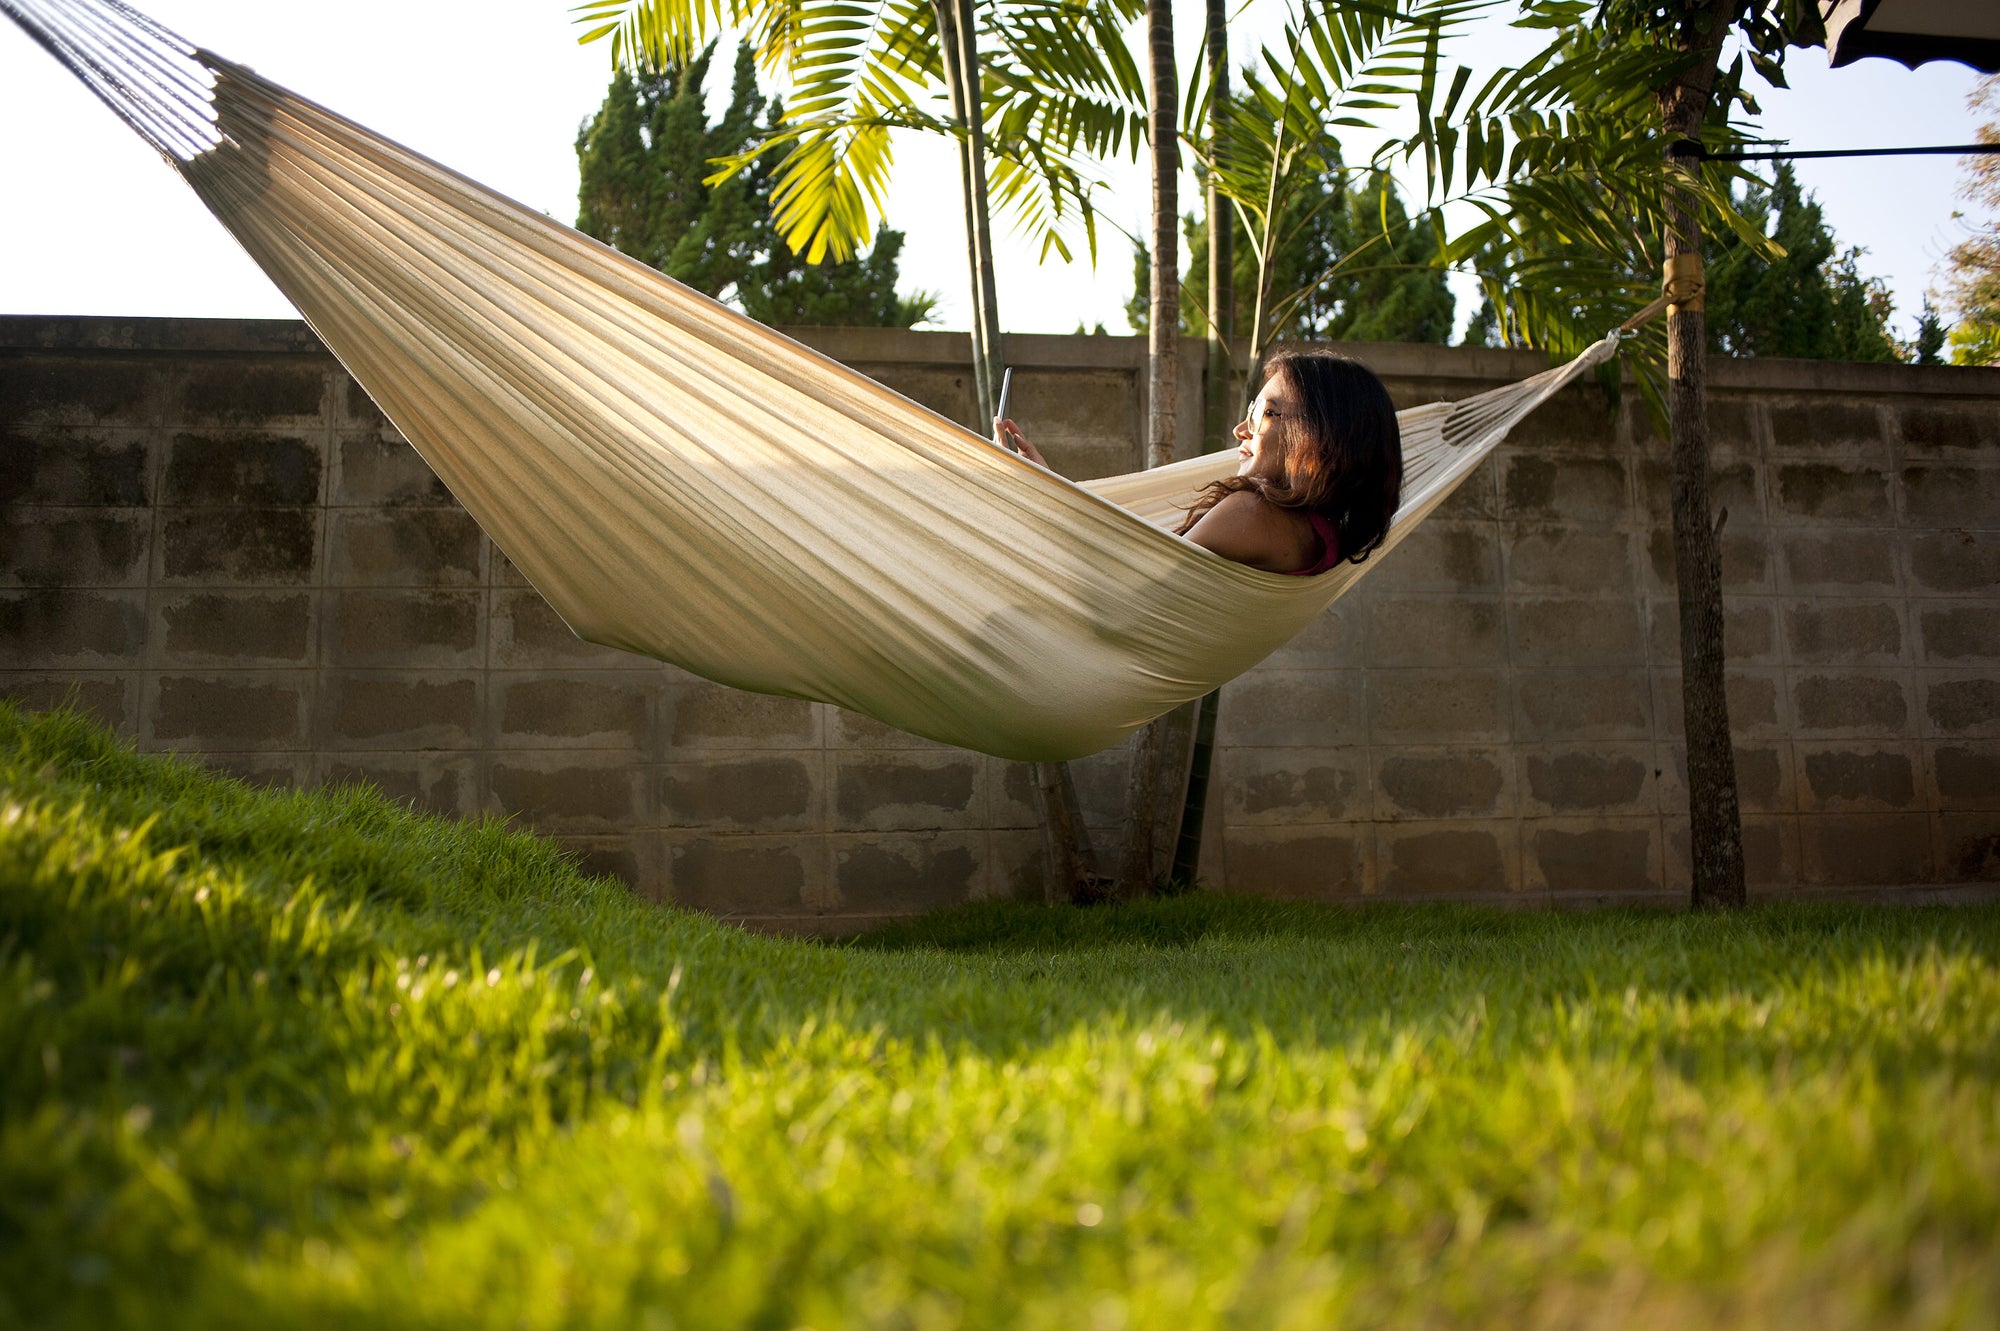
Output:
[{"xmin": 2, "ymin": 701, "xmax": 1996, "ymax": 1328}]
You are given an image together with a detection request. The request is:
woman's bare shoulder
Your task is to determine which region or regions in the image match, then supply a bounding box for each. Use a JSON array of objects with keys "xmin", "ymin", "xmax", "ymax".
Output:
[{"xmin": 1184, "ymin": 490, "xmax": 1316, "ymax": 572}]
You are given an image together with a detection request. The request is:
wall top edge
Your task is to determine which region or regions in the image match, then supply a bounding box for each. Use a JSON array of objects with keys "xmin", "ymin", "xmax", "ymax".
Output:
[{"xmin": 4, "ymin": 314, "xmax": 1997, "ymax": 399}]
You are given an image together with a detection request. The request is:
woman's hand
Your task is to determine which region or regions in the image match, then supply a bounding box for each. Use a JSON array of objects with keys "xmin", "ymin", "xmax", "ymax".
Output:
[{"xmin": 994, "ymin": 417, "xmax": 1051, "ymax": 470}]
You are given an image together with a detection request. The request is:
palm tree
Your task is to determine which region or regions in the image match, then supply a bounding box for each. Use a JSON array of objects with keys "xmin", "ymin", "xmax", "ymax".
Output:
[{"xmin": 1409, "ymin": 0, "xmax": 1824, "ymax": 909}]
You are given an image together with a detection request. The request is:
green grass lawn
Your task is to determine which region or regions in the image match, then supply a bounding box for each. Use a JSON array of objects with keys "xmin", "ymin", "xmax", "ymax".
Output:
[{"xmin": 2, "ymin": 702, "xmax": 1996, "ymax": 1329}]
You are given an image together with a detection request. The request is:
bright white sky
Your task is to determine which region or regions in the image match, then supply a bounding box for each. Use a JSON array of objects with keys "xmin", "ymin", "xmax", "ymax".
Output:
[{"xmin": 0, "ymin": 0, "xmax": 1984, "ymax": 344}]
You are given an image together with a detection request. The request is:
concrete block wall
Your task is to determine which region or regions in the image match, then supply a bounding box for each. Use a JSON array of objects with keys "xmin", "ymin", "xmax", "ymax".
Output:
[{"xmin": 4, "ymin": 316, "xmax": 1997, "ymax": 928}]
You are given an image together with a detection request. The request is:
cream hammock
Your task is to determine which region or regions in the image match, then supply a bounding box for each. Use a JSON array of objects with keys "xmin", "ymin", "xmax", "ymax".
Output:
[{"xmin": 5, "ymin": 0, "xmax": 1621, "ymax": 761}]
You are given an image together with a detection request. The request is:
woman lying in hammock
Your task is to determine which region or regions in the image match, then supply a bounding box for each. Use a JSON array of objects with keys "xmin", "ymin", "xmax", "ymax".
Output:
[{"xmin": 996, "ymin": 350, "xmax": 1405, "ymax": 576}]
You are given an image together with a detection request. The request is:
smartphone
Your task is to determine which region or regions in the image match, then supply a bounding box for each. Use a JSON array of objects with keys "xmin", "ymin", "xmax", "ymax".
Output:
[{"xmin": 994, "ymin": 368, "xmax": 1015, "ymax": 451}]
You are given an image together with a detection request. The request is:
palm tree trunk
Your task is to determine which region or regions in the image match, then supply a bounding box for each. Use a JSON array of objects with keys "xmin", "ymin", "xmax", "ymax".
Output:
[
  {"xmin": 934, "ymin": 0, "xmax": 1095, "ymax": 903},
  {"xmin": 1659, "ymin": 4, "xmax": 1746, "ymax": 910},
  {"xmin": 1120, "ymin": 0, "xmax": 1180, "ymax": 899},
  {"xmin": 1169, "ymin": 0, "xmax": 1231, "ymax": 892}
]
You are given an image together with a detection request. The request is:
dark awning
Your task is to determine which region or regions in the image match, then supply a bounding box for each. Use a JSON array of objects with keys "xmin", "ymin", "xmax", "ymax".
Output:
[{"xmin": 1821, "ymin": 0, "xmax": 2000, "ymax": 73}]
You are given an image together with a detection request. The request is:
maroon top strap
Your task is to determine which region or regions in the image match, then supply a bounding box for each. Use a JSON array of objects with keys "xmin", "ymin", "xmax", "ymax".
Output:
[{"xmin": 1282, "ymin": 510, "xmax": 1342, "ymax": 577}]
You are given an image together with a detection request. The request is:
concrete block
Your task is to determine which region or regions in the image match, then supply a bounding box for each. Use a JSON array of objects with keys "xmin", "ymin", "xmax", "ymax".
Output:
[
  {"xmin": 1367, "ymin": 669, "xmax": 1509, "ymax": 743},
  {"xmin": 1367, "ymin": 597, "xmax": 1504, "ymax": 666},
  {"xmin": 1919, "ymin": 606, "xmax": 2000, "ymax": 663},
  {"xmin": 1929, "ymin": 743, "xmax": 2000, "ymax": 809},
  {"xmin": 171, "ymin": 362, "xmax": 327, "ymax": 427},
  {"xmin": 988, "ymin": 829, "xmax": 1049, "ymax": 902},
  {"xmin": 321, "ymin": 673, "xmax": 480, "ymax": 750},
  {"xmin": 491, "ymin": 546, "xmax": 536, "ymax": 589},
  {"xmin": 548, "ymin": 835, "xmax": 649, "ymax": 891},
  {"xmin": 1507, "ymin": 385, "xmax": 1618, "ymax": 451},
  {"xmin": 666, "ymin": 680, "xmax": 822, "ymax": 749},
  {"xmin": 1510, "ymin": 597, "xmax": 1645, "ymax": 667},
  {"xmin": 1767, "ymin": 400, "xmax": 1886, "ymax": 455},
  {"xmin": 1789, "ymin": 672, "xmax": 1905, "ymax": 736},
  {"xmin": 1904, "ymin": 531, "xmax": 2000, "ymax": 595},
  {"xmin": 1221, "ymin": 747, "xmax": 1369, "ymax": 824},
  {"xmin": 1432, "ymin": 461, "xmax": 1498, "ymax": 520},
  {"xmin": 1772, "ymin": 463, "xmax": 1891, "ymax": 525},
  {"xmin": 197, "ymin": 752, "xmax": 307, "ymax": 791},
  {"xmin": 0, "ymin": 672, "xmax": 136, "ymax": 732},
  {"xmin": 339, "ymin": 375, "xmax": 395, "ymax": 433},
  {"xmin": 1504, "ymin": 528, "xmax": 1636, "ymax": 595},
  {"xmin": 1521, "ymin": 747, "xmax": 1655, "ymax": 815},
  {"xmin": 1796, "ymin": 743, "xmax": 1917, "ymax": 811},
  {"xmin": 327, "ymin": 510, "xmax": 484, "ymax": 587},
  {"xmin": 157, "ymin": 591, "xmax": 312, "ymax": 666},
  {"xmin": 1020, "ymin": 370, "xmax": 1141, "ymax": 480},
  {"xmin": 830, "ymin": 706, "xmax": 958, "ymax": 749},
  {"xmin": 2, "ymin": 510, "xmax": 149, "ymax": 586},
  {"xmin": 496, "ymin": 675, "xmax": 651, "ymax": 750},
  {"xmin": 1375, "ymin": 822, "xmax": 1516, "ymax": 896},
  {"xmin": 1217, "ymin": 670, "xmax": 1365, "ymax": 747},
  {"xmin": 1654, "ymin": 670, "xmax": 1783, "ymax": 737},
  {"xmin": 326, "ymin": 590, "xmax": 481, "ymax": 668},
  {"xmin": 161, "ymin": 508, "xmax": 318, "ymax": 584},
  {"xmin": 1923, "ymin": 675, "xmax": 2000, "ymax": 736},
  {"xmin": 163, "ymin": 432, "xmax": 322, "ymax": 505},
  {"xmin": 835, "ymin": 750, "xmax": 986, "ymax": 831},
  {"xmin": 0, "ymin": 357, "xmax": 161, "ymax": 428},
  {"xmin": 1513, "ymin": 669, "xmax": 1652, "ymax": 740},
  {"xmin": 1797, "ymin": 812, "xmax": 1930, "ymax": 886},
  {"xmin": 991, "ymin": 760, "xmax": 1043, "ymax": 830},
  {"xmin": 1365, "ymin": 523, "xmax": 1500, "ymax": 595},
  {"xmin": 1782, "ymin": 534, "xmax": 1899, "ymax": 593},
  {"xmin": 488, "ymin": 756, "xmax": 643, "ymax": 833},
  {"xmin": 0, "ymin": 429, "xmax": 151, "ymax": 505},
  {"xmin": 832, "ymin": 832, "xmax": 984, "ymax": 912},
  {"xmin": 1501, "ymin": 455, "xmax": 1629, "ymax": 522},
  {"xmin": 148, "ymin": 673, "xmax": 309, "ymax": 750},
  {"xmin": 489, "ymin": 590, "xmax": 635, "ymax": 669},
  {"xmin": 1785, "ymin": 601, "xmax": 1904, "ymax": 665},
  {"xmin": 1898, "ymin": 401, "xmax": 2000, "ymax": 453},
  {"xmin": 0, "ymin": 590, "xmax": 144, "ymax": 667},
  {"xmin": 1526, "ymin": 822, "xmax": 1660, "ymax": 897},
  {"xmin": 1936, "ymin": 813, "xmax": 2000, "ymax": 882},
  {"xmin": 1374, "ymin": 748, "xmax": 1510, "ymax": 819},
  {"xmin": 1742, "ymin": 815, "xmax": 1801, "ymax": 888},
  {"xmin": 1902, "ymin": 466, "xmax": 2000, "ymax": 529},
  {"xmin": 666, "ymin": 833, "xmax": 820, "ymax": 913},
  {"xmin": 1221, "ymin": 825, "xmax": 1369, "ymax": 898},
  {"xmin": 333, "ymin": 435, "xmax": 453, "ymax": 506},
  {"xmin": 663, "ymin": 755, "xmax": 820, "ymax": 831},
  {"xmin": 317, "ymin": 753, "xmax": 477, "ymax": 817},
  {"xmin": 857, "ymin": 365, "xmax": 978, "ymax": 432}
]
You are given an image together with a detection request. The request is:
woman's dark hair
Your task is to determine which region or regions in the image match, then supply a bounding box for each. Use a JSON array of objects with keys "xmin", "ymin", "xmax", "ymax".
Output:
[{"xmin": 1175, "ymin": 351, "xmax": 1404, "ymax": 564}]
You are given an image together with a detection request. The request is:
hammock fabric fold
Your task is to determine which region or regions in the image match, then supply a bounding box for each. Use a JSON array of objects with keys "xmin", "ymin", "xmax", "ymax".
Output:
[{"xmin": 4, "ymin": 0, "xmax": 1622, "ymax": 760}]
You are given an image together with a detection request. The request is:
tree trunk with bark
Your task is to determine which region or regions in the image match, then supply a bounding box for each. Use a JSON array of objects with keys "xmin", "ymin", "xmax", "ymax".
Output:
[
  {"xmin": 1658, "ymin": 3, "xmax": 1746, "ymax": 910},
  {"xmin": 936, "ymin": 0, "xmax": 1096, "ymax": 902},
  {"xmin": 1120, "ymin": 0, "xmax": 1180, "ymax": 898}
]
